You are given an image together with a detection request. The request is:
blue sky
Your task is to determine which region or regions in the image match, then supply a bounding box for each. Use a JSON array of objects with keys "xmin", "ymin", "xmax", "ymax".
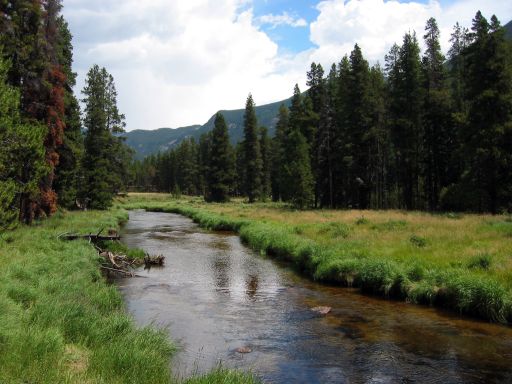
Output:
[
  {"xmin": 62, "ymin": 0, "xmax": 512, "ymax": 131},
  {"xmin": 252, "ymin": 0, "xmax": 320, "ymax": 53}
]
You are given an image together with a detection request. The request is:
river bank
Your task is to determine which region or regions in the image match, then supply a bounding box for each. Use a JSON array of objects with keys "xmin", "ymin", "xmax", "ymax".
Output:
[
  {"xmin": 121, "ymin": 193, "xmax": 512, "ymax": 324},
  {"xmin": 118, "ymin": 209, "xmax": 512, "ymax": 383},
  {"xmin": 0, "ymin": 207, "xmax": 255, "ymax": 383}
]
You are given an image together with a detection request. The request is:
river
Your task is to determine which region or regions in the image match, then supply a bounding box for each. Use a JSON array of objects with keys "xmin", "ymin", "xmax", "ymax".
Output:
[{"xmin": 119, "ymin": 210, "xmax": 512, "ymax": 383}]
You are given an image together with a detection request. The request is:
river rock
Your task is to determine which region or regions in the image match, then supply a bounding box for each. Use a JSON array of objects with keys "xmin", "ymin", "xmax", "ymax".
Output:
[
  {"xmin": 311, "ymin": 306, "xmax": 332, "ymax": 315},
  {"xmin": 236, "ymin": 346, "xmax": 252, "ymax": 354}
]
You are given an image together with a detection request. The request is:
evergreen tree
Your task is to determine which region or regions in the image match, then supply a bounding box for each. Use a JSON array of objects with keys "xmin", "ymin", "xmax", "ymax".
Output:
[
  {"xmin": 270, "ymin": 105, "xmax": 289, "ymax": 201},
  {"xmin": 175, "ymin": 138, "xmax": 200, "ymax": 195},
  {"xmin": 0, "ymin": 54, "xmax": 46, "ymax": 228},
  {"xmin": 205, "ymin": 113, "xmax": 234, "ymax": 202},
  {"xmin": 259, "ymin": 126, "xmax": 272, "ymax": 201},
  {"xmin": 462, "ymin": 12, "xmax": 512, "ymax": 212},
  {"xmin": 334, "ymin": 56, "xmax": 352, "ymax": 207},
  {"xmin": 317, "ymin": 64, "xmax": 337, "ymax": 208},
  {"xmin": 421, "ymin": 17, "xmax": 453, "ymax": 210},
  {"xmin": 198, "ymin": 132, "xmax": 212, "ymax": 196},
  {"xmin": 242, "ymin": 94, "xmax": 262, "ymax": 202},
  {"xmin": 281, "ymin": 128, "xmax": 314, "ymax": 209},
  {"xmin": 54, "ymin": 16, "xmax": 83, "ymax": 208},
  {"xmin": 347, "ymin": 44, "xmax": 372, "ymax": 208},
  {"xmin": 81, "ymin": 65, "xmax": 128, "ymax": 209},
  {"xmin": 306, "ymin": 63, "xmax": 325, "ymax": 207},
  {"xmin": 367, "ymin": 64, "xmax": 390, "ymax": 209},
  {"xmin": 387, "ymin": 32, "xmax": 424, "ymax": 209}
]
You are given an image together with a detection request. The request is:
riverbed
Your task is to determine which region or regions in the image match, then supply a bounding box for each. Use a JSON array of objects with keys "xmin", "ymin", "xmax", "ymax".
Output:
[{"xmin": 120, "ymin": 210, "xmax": 512, "ymax": 383}]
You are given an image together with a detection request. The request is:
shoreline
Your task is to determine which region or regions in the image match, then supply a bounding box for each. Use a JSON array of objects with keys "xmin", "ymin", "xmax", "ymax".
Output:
[{"xmin": 120, "ymin": 194, "xmax": 512, "ymax": 325}]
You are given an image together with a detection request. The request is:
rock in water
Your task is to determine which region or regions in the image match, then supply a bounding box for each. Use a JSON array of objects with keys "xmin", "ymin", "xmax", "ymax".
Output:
[
  {"xmin": 311, "ymin": 306, "xmax": 332, "ymax": 315},
  {"xmin": 236, "ymin": 347, "xmax": 252, "ymax": 354}
]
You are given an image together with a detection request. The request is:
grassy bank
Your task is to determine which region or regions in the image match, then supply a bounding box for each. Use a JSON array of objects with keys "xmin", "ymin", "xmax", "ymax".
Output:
[
  {"xmin": 0, "ymin": 207, "xmax": 256, "ymax": 384},
  {"xmin": 0, "ymin": 208, "xmax": 173, "ymax": 383},
  {"xmin": 122, "ymin": 193, "xmax": 512, "ymax": 324}
]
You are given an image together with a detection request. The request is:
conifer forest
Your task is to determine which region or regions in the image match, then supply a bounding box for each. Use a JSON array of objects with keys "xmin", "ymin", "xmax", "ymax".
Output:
[{"xmin": 133, "ymin": 13, "xmax": 512, "ymax": 213}]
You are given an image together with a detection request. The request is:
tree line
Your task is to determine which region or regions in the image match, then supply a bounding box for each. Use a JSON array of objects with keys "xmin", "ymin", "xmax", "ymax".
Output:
[
  {"xmin": 133, "ymin": 12, "xmax": 511, "ymax": 213},
  {"xmin": 0, "ymin": 1, "xmax": 132, "ymax": 229}
]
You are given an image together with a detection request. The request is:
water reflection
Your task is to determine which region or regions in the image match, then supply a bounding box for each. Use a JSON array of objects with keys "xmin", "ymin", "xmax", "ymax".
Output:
[
  {"xmin": 120, "ymin": 210, "xmax": 512, "ymax": 384},
  {"xmin": 245, "ymin": 275, "xmax": 259, "ymax": 300}
]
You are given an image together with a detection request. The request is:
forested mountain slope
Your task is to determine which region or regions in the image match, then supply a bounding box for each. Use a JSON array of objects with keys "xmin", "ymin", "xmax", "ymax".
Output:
[{"xmin": 124, "ymin": 97, "xmax": 291, "ymax": 159}]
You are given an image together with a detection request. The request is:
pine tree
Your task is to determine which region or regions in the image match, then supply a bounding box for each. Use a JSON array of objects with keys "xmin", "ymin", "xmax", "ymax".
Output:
[
  {"xmin": 175, "ymin": 138, "xmax": 199, "ymax": 195},
  {"xmin": 306, "ymin": 63, "xmax": 325, "ymax": 207},
  {"xmin": 198, "ymin": 132, "xmax": 212, "ymax": 196},
  {"xmin": 54, "ymin": 16, "xmax": 83, "ymax": 209},
  {"xmin": 242, "ymin": 94, "xmax": 262, "ymax": 202},
  {"xmin": 421, "ymin": 18, "xmax": 453, "ymax": 211},
  {"xmin": 334, "ymin": 56, "xmax": 352, "ymax": 207},
  {"xmin": 81, "ymin": 65, "xmax": 128, "ymax": 209},
  {"xmin": 367, "ymin": 64, "xmax": 390, "ymax": 209},
  {"xmin": 270, "ymin": 104, "xmax": 289, "ymax": 201},
  {"xmin": 462, "ymin": 12, "xmax": 512, "ymax": 212},
  {"xmin": 259, "ymin": 126, "xmax": 272, "ymax": 200},
  {"xmin": 317, "ymin": 64, "xmax": 337, "ymax": 208},
  {"xmin": 205, "ymin": 113, "xmax": 234, "ymax": 202},
  {"xmin": 281, "ymin": 128, "xmax": 314, "ymax": 209},
  {"xmin": 347, "ymin": 44, "xmax": 372, "ymax": 208},
  {"xmin": 387, "ymin": 32, "xmax": 424, "ymax": 209}
]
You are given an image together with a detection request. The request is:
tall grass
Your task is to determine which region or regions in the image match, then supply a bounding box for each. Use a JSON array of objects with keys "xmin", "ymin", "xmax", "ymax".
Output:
[
  {"xmin": 122, "ymin": 194, "xmax": 512, "ymax": 324},
  {"xmin": 0, "ymin": 208, "xmax": 174, "ymax": 383}
]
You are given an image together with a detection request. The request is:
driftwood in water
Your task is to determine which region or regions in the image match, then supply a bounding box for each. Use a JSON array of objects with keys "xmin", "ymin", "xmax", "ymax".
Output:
[
  {"xmin": 58, "ymin": 234, "xmax": 121, "ymax": 241},
  {"xmin": 58, "ymin": 228, "xmax": 120, "ymax": 242},
  {"xmin": 59, "ymin": 228, "xmax": 164, "ymax": 278},
  {"xmin": 144, "ymin": 253, "xmax": 165, "ymax": 266}
]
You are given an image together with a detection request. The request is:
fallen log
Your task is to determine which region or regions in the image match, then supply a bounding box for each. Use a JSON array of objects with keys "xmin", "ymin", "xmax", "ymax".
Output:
[
  {"xmin": 100, "ymin": 266, "xmax": 145, "ymax": 278},
  {"xmin": 59, "ymin": 233, "xmax": 121, "ymax": 241}
]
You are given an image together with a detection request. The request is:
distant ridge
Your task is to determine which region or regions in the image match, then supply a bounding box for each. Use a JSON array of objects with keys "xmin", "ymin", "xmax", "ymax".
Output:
[
  {"xmin": 123, "ymin": 97, "xmax": 291, "ymax": 159},
  {"xmin": 505, "ymin": 19, "xmax": 512, "ymax": 39}
]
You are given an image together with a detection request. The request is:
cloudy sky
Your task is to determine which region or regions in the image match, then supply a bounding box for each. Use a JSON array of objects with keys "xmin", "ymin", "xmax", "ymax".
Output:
[{"xmin": 62, "ymin": 0, "xmax": 512, "ymax": 131}]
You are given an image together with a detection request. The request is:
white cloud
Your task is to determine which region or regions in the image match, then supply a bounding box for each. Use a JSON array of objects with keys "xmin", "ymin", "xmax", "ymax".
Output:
[
  {"xmin": 63, "ymin": 0, "xmax": 512, "ymax": 131},
  {"xmin": 258, "ymin": 12, "xmax": 308, "ymax": 29},
  {"xmin": 308, "ymin": 0, "xmax": 512, "ymax": 68},
  {"xmin": 64, "ymin": 0, "xmax": 306, "ymax": 131}
]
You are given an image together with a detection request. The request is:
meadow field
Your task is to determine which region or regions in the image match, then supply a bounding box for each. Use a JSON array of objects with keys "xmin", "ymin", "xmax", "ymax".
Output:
[{"xmin": 122, "ymin": 193, "xmax": 512, "ymax": 324}]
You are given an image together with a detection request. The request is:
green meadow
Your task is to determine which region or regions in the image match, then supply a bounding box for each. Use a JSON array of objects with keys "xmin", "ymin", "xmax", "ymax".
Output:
[{"xmin": 123, "ymin": 193, "xmax": 512, "ymax": 324}]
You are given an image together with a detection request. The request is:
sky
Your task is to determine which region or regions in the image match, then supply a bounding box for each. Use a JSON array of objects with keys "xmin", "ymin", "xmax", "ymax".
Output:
[{"xmin": 62, "ymin": 0, "xmax": 512, "ymax": 131}]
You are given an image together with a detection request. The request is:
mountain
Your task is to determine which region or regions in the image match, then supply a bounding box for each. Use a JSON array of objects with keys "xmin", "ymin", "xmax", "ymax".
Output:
[
  {"xmin": 505, "ymin": 20, "xmax": 512, "ymax": 39},
  {"xmin": 124, "ymin": 97, "xmax": 291, "ymax": 159}
]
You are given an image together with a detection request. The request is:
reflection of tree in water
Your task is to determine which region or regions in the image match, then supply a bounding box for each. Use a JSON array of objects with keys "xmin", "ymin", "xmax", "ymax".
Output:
[
  {"xmin": 210, "ymin": 238, "xmax": 231, "ymax": 251},
  {"xmin": 245, "ymin": 274, "xmax": 259, "ymax": 299},
  {"xmin": 212, "ymin": 256, "xmax": 231, "ymax": 291}
]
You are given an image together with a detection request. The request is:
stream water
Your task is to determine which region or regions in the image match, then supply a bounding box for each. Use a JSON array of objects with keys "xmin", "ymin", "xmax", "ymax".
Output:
[{"xmin": 119, "ymin": 210, "xmax": 512, "ymax": 383}]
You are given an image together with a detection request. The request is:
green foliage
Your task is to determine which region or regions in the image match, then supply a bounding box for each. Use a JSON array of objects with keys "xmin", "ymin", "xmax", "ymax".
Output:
[
  {"xmin": 0, "ymin": 209, "xmax": 175, "ymax": 383},
  {"xmin": 409, "ymin": 234, "xmax": 428, "ymax": 248},
  {"xmin": 371, "ymin": 220, "xmax": 407, "ymax": 231},
  {"xmin": 185, "ymin": 368, "xmax": 260, "ymax": 384},
  {"xmin": 242, "ymin": 94, "xmax": 262, "ymax": 202},
  {"xmin": 0, "ymin": 53, "xmax": 47, "ymax": 228},
  {"xmin": 281, "ymin": 128, "xmax": 314, "ymax": 209},
  {"xmin": 205, "ymin": 113, "xmax": 235, "ymax": 202},
  {"xmin": 467, "ymin": 253, "xmax": 493, "ymax": 270},
  {"xmin": 81, "ymin": 65, "xmax": 131, "ymax": 209}
]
